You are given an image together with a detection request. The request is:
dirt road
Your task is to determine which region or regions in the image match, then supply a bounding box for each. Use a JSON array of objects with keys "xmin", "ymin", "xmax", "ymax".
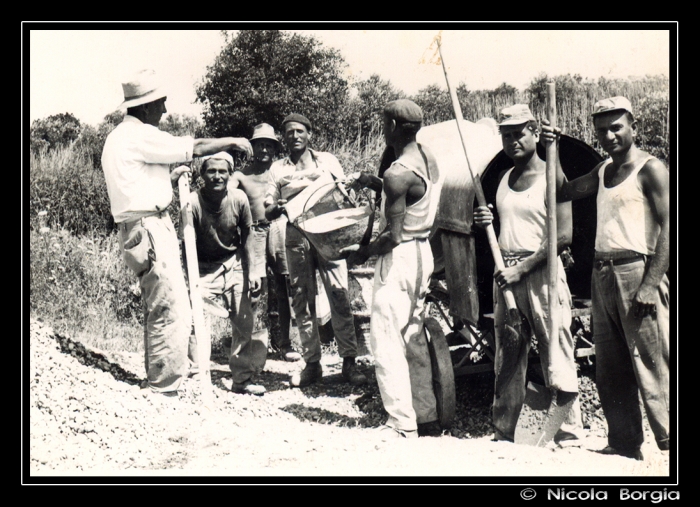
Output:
[{"xmin": 28, "ymin": 318, "xmax": 671, "ymax": 480}]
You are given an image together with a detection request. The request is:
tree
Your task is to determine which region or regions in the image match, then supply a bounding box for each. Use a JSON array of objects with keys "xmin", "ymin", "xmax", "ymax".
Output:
[
  {"xmin": 196, "ymin": 30, "xmax": 350, "ymax": 145},
  {"xmin": 410, "ymin": 83, "xmax": 469, "ymax": 125},
  {"xmin": 75, "ymin": 110, "xmax": 125, "ymax": 170},
  {"xmin": 30, "ymin": 112, "xmax": 82, "ymax": 152},
  {"xmin": 159, "ymin": 113, "xmax": 205, "ymax": 137},
  {"xmin": 344, "ymin": 74, "xmax": 405, "ymax": 142}
]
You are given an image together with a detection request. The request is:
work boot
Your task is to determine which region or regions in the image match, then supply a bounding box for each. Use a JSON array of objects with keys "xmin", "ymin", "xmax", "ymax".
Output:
[
  {"xmin": 596, "ymin": 445, "xmax": 644, "ymax": 461},
  {"xmin": 417, "ymin": 420, "xmax": 443, "ymax": 437},
  {"xmin": 231, "ymin": 382, "xmax": 266, "ymax": 396},
  {"xmin": 280, "ymin": 347, "xmax": 302, "ymax": 362},
  {"xmin": 290, "ymin": 361, "xmax": 323, "ymax": 387},
  {"xmin": 342, "ymin": 357, "xmax": 367, "ymax": 385},
  {"xmin": 377, "ymin": 425, "xmax": 418, "ymax": 440}
]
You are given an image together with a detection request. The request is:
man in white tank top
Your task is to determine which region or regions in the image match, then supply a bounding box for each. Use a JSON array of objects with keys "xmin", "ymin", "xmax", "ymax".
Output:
[
  {"xmin": 341, "ymin": 100, "xmax": 441, "ymax": 439},
  {"xmin": 553, "ymin": 96, "xmax": 670, "ymax": 460},
  {"xmin": 474, "ymin": 104, "xmax": 584, "ymax": 446}
]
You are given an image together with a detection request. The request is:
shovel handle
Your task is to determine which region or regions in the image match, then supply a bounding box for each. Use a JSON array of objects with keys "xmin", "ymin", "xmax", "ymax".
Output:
[{"xmin": 436, "ymin": 38, "xmax": 517, "ymax": 313}]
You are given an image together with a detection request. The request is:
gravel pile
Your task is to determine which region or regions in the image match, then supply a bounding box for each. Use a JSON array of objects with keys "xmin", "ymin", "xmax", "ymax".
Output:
[{"xmin": 28, "ymin": 316, "xmax": 608, "ymax": 473}]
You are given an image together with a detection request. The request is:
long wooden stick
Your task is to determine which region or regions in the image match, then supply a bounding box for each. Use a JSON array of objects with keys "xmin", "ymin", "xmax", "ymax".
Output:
[
  {"xmin": 545, "ymin": 82, "xmax": 559, "ymax": 352},
  {"xmin": 179, "ymin": 174, "xmax": 213, "ymax": 408},
  {"xmin": 435, "ymin": 38, "xmax": 518, "ymax": 315}
]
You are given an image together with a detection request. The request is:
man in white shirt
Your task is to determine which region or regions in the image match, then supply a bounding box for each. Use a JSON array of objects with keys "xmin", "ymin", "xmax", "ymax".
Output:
[
  {"xmin": 101, "ymin": 69, "xmax": 252, "ymax": 396},
  {"xmin": 264, "ymin": 113, "xmax": 366, "ymax": 388}
]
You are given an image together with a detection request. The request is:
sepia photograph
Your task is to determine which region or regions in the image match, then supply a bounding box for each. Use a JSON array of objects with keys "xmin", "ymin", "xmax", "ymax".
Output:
[{"xmin": 24, "ymin": 23, "xmax": 676, "ymax": 488}]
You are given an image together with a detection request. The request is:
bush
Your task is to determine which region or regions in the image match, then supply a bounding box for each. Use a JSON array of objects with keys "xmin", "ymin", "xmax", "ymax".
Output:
[
  {"xmin": 29, "ymin": 228, "xmax": 143, "ymax": 351},
  {"xmin": 29, "ymin": 143, "xmax": 114, "ymax": 235}
]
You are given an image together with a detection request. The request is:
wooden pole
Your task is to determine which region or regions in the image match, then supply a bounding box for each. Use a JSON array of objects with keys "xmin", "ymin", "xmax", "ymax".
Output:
[
  {"xmin": 436, "ymin": 38, "xmax": 519, "ymax": 316},
  {"xmin": 179, "ymin": 174, "xmax": 213, "ymax": 409},
  {"xmin": 545, "ymin": 82, "xmax": 559, "ymax": 354}
]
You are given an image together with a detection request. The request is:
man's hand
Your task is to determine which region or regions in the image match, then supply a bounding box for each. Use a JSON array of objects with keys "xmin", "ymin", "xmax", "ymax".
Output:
[
  {"xmin": 632, "ymin": 285, "xmax": 658, "ymax": 319},
  {"xmin": 265, "ymin": 199, "xmax": 288, "ymax": 220},
  {"xmin": 248, "ymin": 275, "xmax": 262, "ymax": 303},
  {"xmin": 339, "ymin": 243, "xmax": 369, "ymax": 267},
  {"xmin": 495, "ymin": 264, "xmax": 525, "ymax": 288},
  {"xmin": 347, "ymin": 172, "xmax": 370, "ymax": 193},
  {"xmin": 171, "ymin": 165, "xmax": 191, "ymax": 186},
  {"xmin": 231, "ymin": 138, "xmax": 253, "ymax": 158},
  {"xmin": 473, "ymin": 205, "xmax": 494, "ymax": 229},
  {"xmin": 540, "ymin": 119, "xmax": 561, "ymax": 146}
]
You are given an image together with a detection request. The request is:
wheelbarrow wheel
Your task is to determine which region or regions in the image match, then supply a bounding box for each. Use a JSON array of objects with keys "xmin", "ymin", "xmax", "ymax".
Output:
[{"xmin": 424, "ymin": 317, "xmax": 456, "ymax": 429}]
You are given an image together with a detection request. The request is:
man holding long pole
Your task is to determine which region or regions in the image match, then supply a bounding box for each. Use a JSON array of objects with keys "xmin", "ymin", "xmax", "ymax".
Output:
[{"xmin": 474, "ymin": 104, "xmax": 584, "ymax": 445}]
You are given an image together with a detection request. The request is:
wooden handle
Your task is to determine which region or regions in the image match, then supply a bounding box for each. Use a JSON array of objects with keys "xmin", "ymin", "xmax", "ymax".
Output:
[
  {"xmin": 545, "ymin": 82, "xmax": 559, "ymax": 343},
  {"xmin": 436, "ymin": 38, "xmax": 517, "ymax": 312},
  {"xmin": 178, "ymin": 174, "xmax": 213, "ymax": 406}
]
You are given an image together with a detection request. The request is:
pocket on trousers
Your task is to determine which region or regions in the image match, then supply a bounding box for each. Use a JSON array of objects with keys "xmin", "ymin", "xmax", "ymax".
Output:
[{"xmin": 122, "ymin": 227, "xmax": 152, "ymax": 277}]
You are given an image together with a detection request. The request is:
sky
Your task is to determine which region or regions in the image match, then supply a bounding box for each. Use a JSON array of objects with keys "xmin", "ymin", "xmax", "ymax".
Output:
[{"xmin": 27, "ymin": 26, "xmax": 672, "ymax": 127}]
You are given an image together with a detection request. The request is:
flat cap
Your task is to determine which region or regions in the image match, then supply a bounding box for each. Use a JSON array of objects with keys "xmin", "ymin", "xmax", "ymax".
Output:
[
  {"xmin": 591, "ymin": 96, "xmax": 634, "ymax": 117},
  {"xmin": 282, "ymin": 113, "xmax": 312, "ymax": 132},
  {"xmin": 498, "ymin": 104, "xmax": 536, "ymax": 127},
  {"xmin": 384, "ymin": 99, "xmax": 423, "ymax": 123}
]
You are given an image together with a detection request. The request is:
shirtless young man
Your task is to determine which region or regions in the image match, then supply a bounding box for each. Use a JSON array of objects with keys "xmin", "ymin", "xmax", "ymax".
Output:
[{"xmin": 229, "ymin": 123, "xmax": 299, "ymax": 362}]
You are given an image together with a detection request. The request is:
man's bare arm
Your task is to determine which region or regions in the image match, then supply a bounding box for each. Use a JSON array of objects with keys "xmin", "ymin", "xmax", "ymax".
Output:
[
  {"xmin": 228, "ymin": 172, "xmax": 241, "ymax": 189},
  {"xmin": 541, "ymin": 121, "xmax": 601, "ymax": 203},
  {"xmin": 193, "ymin": 138, "xmax": 253, "ymax": 158},
  {"xmin": 358, "ymin": 167, "xmax": 412, "ymax": 258},
  {"xmin": 633, "ymin": 159, "xmax": 670, "ymax": 318}
]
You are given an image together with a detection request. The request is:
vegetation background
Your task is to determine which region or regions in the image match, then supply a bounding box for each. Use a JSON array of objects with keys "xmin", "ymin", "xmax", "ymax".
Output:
[{"xmin": 28, "ymin": 29, "xmax": 670, "ymax": 355}]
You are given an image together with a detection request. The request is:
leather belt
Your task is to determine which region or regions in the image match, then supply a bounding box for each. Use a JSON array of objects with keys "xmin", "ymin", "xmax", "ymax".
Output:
[
  {"xmin": 117, "ymin": 210, "xmax": 168, "ymax": 231},
  {"xmin": 594, "ymin": 254, "xmax": 646, "ymax": 270}
]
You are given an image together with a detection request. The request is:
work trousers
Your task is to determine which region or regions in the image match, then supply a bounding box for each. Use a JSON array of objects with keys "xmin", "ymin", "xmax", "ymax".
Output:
[
  {"xmin": 118, "ymin": 213, "xmax": 192, "ymax": 393},
  {"xmin": 592, "ymin": 258, "xmax": 670, "ymax": 452},
  {"xmin": 196, "ymin": 251, "xmax": 267, "ymax": 387},
  {"xmin": 285, "ymin": 224, "xmax": 358, "ymax": 363},
  {"xmin": 249, "ymin": 221, "xmax": 292, "ymax": 351},
  {"xmin": 492, "ymin": 257, "xmax": 583, "ymax": 441},
  {"xmin": 370, "ymin": 238, "xmax": 438, "ymax": 432}
]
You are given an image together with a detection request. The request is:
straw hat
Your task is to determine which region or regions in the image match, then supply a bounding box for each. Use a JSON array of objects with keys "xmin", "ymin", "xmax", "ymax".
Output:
[
  {"xmin": 117, "ymin": 69, "xmax": 167, "ymax": 110},
  {"xmin": 250, "ymin": 123, "xmax": 282, "ymax": 150}
]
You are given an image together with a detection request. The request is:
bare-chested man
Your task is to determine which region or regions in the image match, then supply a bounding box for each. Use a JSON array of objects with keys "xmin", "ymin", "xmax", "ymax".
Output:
[{"xmin": 230, "ymin": 123, "xmax": 300, "ymax": 362}]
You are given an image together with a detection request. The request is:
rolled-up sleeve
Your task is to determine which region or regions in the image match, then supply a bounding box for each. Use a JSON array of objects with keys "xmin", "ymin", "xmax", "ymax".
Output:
[
  {"xmin": 320, "ymin": 153, "xmax": 346, "ymax": 180},
  {"xmin": 135, "ymin": 125, "xmax": 194, "ymax": 165},
  {"xmin": 264, "ymin": 164, "xmax": 281, "ymax": 208}
]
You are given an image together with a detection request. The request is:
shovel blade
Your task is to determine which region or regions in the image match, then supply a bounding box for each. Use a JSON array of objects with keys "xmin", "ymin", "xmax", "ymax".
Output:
[
  {"xmin": 514, "ymin": 383, "xmax": 577, "ymax": 447},
  {"xmin": 494, "ymin": 317, "xmax": 525, "ymax": 397}
]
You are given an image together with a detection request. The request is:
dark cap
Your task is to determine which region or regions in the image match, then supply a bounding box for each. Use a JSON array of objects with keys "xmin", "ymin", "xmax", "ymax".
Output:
[
  {"xmin": 383, "ymin": 99, "xmax": 423, "ymax": 123},
  {"xmin": 282, "ymin": 113, "xmax": 312, "ymax": 132}
]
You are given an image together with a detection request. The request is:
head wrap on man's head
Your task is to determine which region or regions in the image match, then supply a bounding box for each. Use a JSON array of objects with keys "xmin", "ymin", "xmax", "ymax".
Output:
[{"xmin": 202, "ymin": 151, "xmax": 234, "ymax": 172}]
